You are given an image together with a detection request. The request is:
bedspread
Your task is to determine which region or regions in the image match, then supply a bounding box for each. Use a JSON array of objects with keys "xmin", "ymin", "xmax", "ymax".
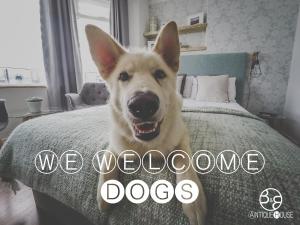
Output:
[{"xmin": 0, "ymin": 105, "xmax": 299, "ymax": 225}]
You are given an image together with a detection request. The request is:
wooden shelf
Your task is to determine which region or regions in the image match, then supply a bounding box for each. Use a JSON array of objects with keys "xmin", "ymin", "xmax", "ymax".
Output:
[
  {"xmin": 180, "ymin": 46, "xmax": 207, "ymax": 52},
  {"xmin": 179, "ymin": 23, "xmax": 207, "ymax": 34},
  {"xmin": 144, "ymin": 23, "xmax": 207, "ymax": 39}
]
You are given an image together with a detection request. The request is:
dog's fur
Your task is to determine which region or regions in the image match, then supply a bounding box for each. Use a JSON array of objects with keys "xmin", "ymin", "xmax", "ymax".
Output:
[{"xmin": 85, "ymin": 21, "xmax": 206, "ymax": 225}]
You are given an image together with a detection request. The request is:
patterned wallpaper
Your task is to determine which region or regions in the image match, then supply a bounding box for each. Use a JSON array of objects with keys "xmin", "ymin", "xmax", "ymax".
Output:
[{"xmin": 149, "ymin": 0, "xmax": 300, "ymax": 114}]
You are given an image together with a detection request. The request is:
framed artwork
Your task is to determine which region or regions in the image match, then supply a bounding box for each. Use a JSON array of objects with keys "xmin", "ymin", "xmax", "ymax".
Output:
[{"xmin": 187, "ymin": 12, "xmax": 204, "ymax": 25}]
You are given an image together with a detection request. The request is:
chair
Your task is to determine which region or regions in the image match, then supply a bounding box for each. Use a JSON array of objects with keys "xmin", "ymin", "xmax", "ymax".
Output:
[
  {"xmin": 65, "ymin": 82, "xmax": 109, "ymax": 110},
  {"xmin": 0, "ymin": 99, "xmax": 8, "ymax": 147}
]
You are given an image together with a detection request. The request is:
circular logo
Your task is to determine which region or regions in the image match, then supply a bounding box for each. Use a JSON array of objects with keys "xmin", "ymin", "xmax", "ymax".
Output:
[{"xmin": 259, "ymin": 188, "xmax": 282, "ymax": 211}]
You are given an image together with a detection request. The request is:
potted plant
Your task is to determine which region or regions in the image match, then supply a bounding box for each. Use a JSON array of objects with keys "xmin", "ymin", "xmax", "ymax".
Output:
[{"xmin": 26, "ymin": 97, "xmax": 43, "ymax": 113}]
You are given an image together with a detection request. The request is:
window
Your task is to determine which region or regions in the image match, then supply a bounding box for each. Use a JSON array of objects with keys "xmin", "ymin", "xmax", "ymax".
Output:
[
  {"xmin": 76, "ymin": 0, "xmax": 110, "ymax": 83},
  {"xmin": 0, "ymin": 0, "xmax": 46, "ymax": 86}
]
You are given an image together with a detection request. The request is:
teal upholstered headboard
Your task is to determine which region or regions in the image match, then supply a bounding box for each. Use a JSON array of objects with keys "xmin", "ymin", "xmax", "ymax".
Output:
[{"xmin": 178, "ymin": 52, "xmax": 249, "ymax": 104}]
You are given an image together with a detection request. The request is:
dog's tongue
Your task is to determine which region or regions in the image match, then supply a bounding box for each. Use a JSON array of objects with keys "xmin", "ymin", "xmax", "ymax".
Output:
[
  {"xmin": 133, "ymin": 121, "xmax": 160, "ymax": 141},
  {"xmin": 136, "ymin": 123, "xmax": 155, "ymax": 131}
]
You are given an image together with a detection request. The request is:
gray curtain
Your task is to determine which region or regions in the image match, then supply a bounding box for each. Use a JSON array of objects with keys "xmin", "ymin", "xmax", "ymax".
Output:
[
  {"xmin": 40, "ymin": 0, "xmax": 83, "ymax": 110},
  {"xmin": 110, "ymin": 0, "xmax": 129, "ymax": 46}
]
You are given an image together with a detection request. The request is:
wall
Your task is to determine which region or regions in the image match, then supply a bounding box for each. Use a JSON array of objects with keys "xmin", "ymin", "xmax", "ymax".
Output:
[
  {"xmin": 284, "ymin": 6, "xmax": 300, "ymax": 143},
  {"xmin": 148, "ymin": 0, "xmax": 300, "ymax": 114},
  {"xmin": 0, "ymin": 87, "xmax": 48, "ymax": 138}
]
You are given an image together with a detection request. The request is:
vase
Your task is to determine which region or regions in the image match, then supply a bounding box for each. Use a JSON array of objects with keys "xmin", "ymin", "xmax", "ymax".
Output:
[{"xmin": 26, "ymin": 99, "xmax": 43, "ymax": 113}]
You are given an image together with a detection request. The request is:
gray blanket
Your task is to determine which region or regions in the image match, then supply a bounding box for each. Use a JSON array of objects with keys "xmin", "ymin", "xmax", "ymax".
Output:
[{"xmin": 0, "ymin": 106, "xmax": 299, "ymax": 225}]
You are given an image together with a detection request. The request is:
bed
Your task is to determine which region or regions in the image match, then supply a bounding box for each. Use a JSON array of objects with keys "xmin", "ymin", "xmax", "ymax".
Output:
[{"xmin": 0, "ymin": 53, "xmax": 299, "ymax": 225}]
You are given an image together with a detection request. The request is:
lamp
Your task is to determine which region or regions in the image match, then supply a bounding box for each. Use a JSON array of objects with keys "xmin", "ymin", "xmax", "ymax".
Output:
[
  {"xmin": 250, "ymin": 52, "xmax": 262, "ymax": 78},
  {"xmin": 246, "ymin": 52, "xmax": 263, "ymax": 108}
]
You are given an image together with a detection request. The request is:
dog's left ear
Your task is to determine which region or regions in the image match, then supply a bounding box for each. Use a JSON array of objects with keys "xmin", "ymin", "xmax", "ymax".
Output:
[
  {"xmin": 85, "ymin": 25, "xmax": 126, "ymax": 79},
  {"xmin": 154, "ymin": 21, "xmax": 180, "ymax": 73}
]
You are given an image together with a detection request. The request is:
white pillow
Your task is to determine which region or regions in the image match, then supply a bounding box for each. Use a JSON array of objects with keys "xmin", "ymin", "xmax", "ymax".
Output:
[
  {"xmin": 196, "ymin": 75, "xmax": 229, "ymax": 102},
  {"xmin": 183, "ymin": 76, "xmax": 193, "ymax": 98},
  {"xmin": 190, "ymin": 76, "xmax": 198, "ymax": 99},
  {"xmin": 228, "ymin": 77, "xmax": 236, "ymax": 102}
]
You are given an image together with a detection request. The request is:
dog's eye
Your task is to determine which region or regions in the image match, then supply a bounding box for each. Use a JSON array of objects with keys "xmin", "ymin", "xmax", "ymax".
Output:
[
  {"xmin": 119, "ymin": 71, "xmax": 130, "ymax": 81},
  {"xmin": 153, "ymin": 69, "xmax": 166, "ymax": 80}
]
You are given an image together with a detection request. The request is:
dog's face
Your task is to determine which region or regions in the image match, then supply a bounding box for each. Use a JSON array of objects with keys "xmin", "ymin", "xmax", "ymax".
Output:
[{"xmin": 86, "ymin": 22, "xmax": 180, "ymax": 143}]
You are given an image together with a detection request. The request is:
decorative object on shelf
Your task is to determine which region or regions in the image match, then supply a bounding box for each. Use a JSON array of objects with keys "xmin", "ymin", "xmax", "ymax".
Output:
[
  {"xmin": 180, "ymin": 42, "xmax": 205, "ymax": 52},
  {"xmin": 149, "ymin": 16, "xmax": 158, "ymax": 32},
  {"xmin": 0, "ymin": 68, "xmax": 10, "ymax": 83},
  {"xmin": 0, "ymin": 69, "xmax": 7, "ymax": 83},
  {"xmin": 187, "ymin": 12, "xmax": 204, "ymax": 25},
  {"xmin": 31, "ymin": 70, "xmax": 41, "ymax": 83},
  {"xmin": 180, "ymin": 43, "xmax": 190, "ymax": 49},
  {"xmin": 15, "ymin": 74, "xmax": 23, "ymax": 82},
  {"xmin": 147, "ymin": 40, "xmax": 155, "ymax": 50},
  {"xmin": 4, "ymin": 69, "xmax": 9, "ymax": 83},
  {"xmin": 26, "ymin": 97, "xmax": 43, "ymax": 113},
  {"xmin": 0, "ymin": 67, "xmax": 40, "ymax": 85}
]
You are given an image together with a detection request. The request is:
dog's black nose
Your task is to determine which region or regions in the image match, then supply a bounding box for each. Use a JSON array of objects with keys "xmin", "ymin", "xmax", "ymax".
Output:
[{"xmin": 128, "ymin": 91, "xmax": 159, "ymax": 119}]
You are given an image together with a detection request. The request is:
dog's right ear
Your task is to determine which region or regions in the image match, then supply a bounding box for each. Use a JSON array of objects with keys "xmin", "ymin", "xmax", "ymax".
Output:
[
  {"xmin": 85, "ymin": 25, "xmax": 126, "ymax": 79},
  {"xmin": 153, "ymin": 21, "xmax": 180, "ymax": 73}
]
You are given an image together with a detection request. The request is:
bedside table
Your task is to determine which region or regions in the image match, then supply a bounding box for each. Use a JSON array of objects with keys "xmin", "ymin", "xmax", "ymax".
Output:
[
  {"xmin": 258, "ymin": 112, "xmax": 299, "ymax": 146},
  {"xmin": 10, "ymin": 110, "xmax": 63, "ymax": 122},
  {"xmin": 258, "ymin": 112, "xmax": 279, "ymax": 127}
]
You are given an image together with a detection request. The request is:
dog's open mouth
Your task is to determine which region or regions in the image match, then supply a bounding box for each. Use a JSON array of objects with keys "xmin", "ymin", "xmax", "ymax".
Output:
[{"xmin": 133, "ymin": 120, "xmax": 162, "ymax": 141}]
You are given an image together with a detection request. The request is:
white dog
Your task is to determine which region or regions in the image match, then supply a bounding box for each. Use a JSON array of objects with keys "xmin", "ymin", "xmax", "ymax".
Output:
[{"xmin": 86, "ymin": 21, "xmax": 206, "ymax": 225}]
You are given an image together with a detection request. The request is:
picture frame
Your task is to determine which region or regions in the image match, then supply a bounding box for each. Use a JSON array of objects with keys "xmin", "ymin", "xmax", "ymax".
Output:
[{"xmin": 187, "ymin": 12, "xmax": 204, "ymax": 25}]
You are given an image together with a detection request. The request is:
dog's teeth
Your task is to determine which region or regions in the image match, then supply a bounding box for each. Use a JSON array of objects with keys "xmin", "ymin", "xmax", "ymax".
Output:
[{"xmin": 132, "ymin": 121, "xmax": 160, "ymax": 135}]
